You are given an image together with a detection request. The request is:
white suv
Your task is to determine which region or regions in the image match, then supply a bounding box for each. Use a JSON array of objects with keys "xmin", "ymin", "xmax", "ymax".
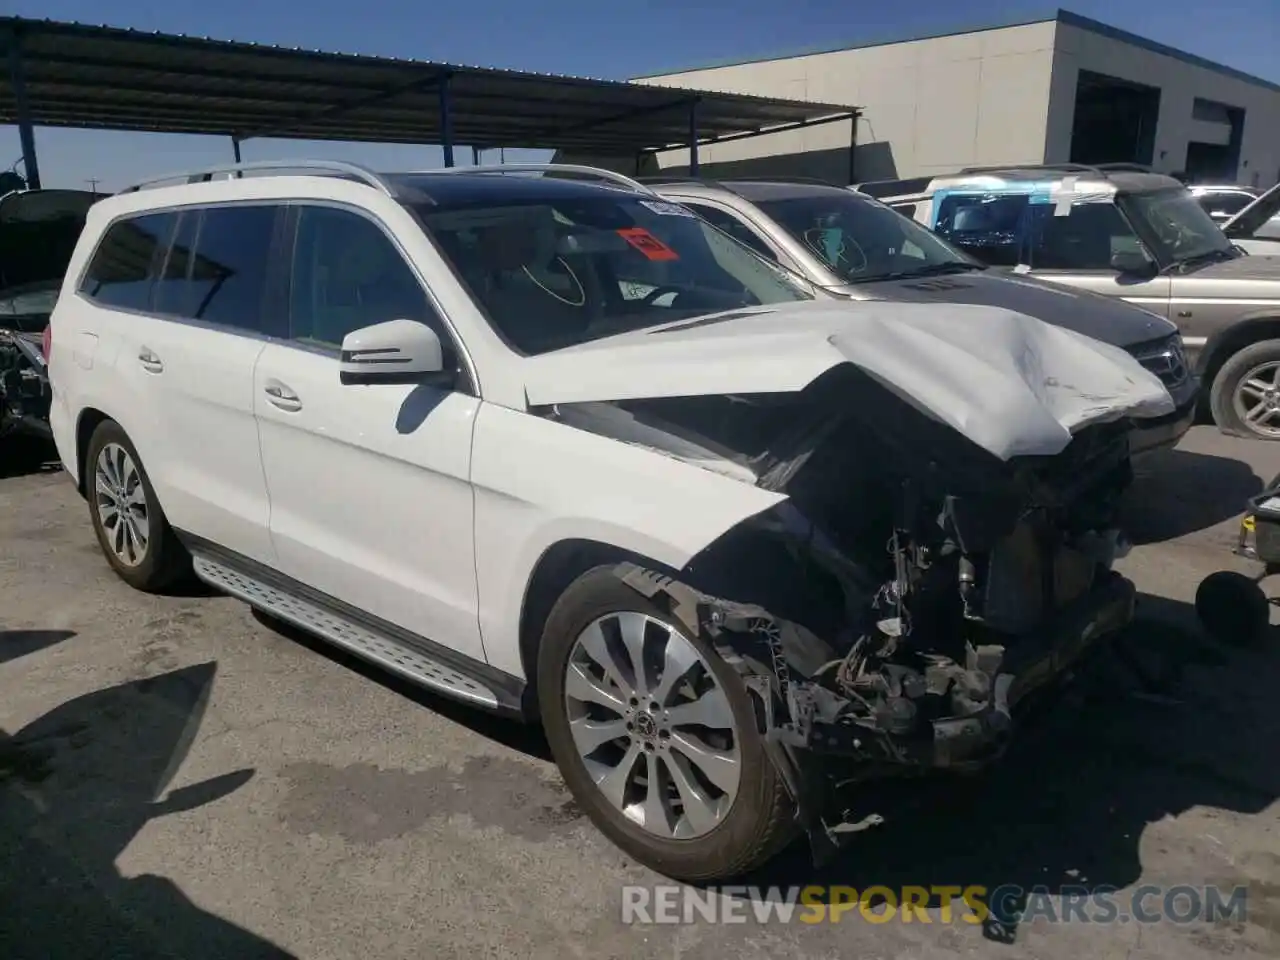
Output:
[{"xmin": 48, "ymin": 161, "xmax": 1174, "ymax": 881}]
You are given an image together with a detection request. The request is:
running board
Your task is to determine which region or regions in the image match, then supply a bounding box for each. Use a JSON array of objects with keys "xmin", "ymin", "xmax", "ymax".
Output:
[{"xmin": 191, "ymin": 553, "xmax": 506, "ymax": 711}]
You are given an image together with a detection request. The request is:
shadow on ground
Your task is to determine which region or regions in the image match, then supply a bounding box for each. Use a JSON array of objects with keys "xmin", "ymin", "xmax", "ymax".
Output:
[
  {"xmin": 0, "ymin": 655, "xmax": 295, "ymax": 959},
  {"xmin": 250, "ymin": 609, "xmax": 551, "ymax": 761},
  {"xmin": 1125, "ymin": 447, "xmax": 1263, "ymax": 545},
  {"xmin": 734, "ymin": 594, "xmax": 1280, "ymax": 946},
  {"xmin": 0, "ymin": 436, "xmax": 59, "ymax": 481}
]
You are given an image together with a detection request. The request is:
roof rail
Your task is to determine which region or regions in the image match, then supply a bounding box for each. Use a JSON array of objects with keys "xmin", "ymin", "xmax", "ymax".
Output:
[
  {"xmin": 957, "ymin": 163, "xmax": 1105, "ymax": 177},
  {"xmin": 1094, "ymin": 162, "xmax": 1153, "ymax": 172},
  {"xmin": 723, "ymin": 175, "xmax": 840, "ymax": 186},
  {"xmin": 119, "ymin": 159, "xmax": 395, "ymax": 195},
  {"xmin": 426, "ymin": 163, "xmax": 656, "ymax": 195}
]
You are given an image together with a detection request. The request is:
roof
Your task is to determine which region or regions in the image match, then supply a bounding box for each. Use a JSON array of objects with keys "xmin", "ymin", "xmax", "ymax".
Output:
[
  {"xmin": 393, "ymin": 172, "xmax": 649, "ymax": 207},
  {"xmin": 0, "ymin": 17, "xmax": 856, "ymax": 156},
  {"xmin": 635, "ymin": 9, "xmax": 1280, "ymax": 96},
  {"xmin": 644, "ymin": 176, "xmax": 861, "ymax": 202},
  {"xmin": 858, "ymin": 164, "xmax": 1186, "ymax": 197}
]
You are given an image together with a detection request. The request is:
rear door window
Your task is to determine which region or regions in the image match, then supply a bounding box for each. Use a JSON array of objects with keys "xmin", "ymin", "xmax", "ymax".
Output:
[
  {"xmin": 151, "ymin": 204, "xmax": 280, "ymax": 333},
  {"xmin": 78, "ymin": 212, "xmax": 175, "ymax": 312}
]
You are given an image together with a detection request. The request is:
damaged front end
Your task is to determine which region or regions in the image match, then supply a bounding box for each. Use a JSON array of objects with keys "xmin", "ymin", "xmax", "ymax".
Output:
[
  {"xmin": 0, "ymin": 328, "xmax": 51, "ymax": 441},
  {"xmin": 558, "ymin": 364, "xmax": 1141, "ymax": 860}
]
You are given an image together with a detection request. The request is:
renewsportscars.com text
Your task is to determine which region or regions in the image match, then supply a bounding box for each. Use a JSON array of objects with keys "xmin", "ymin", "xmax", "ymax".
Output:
[{"xmin": 621, "ymin": 883, "xmax": 1249, "ymax": 926}]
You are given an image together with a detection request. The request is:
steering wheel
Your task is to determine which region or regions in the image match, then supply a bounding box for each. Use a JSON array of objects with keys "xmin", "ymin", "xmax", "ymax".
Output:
[{"xmin": 641, "ymin": 285, "xmax": 684, "ymax": 305}]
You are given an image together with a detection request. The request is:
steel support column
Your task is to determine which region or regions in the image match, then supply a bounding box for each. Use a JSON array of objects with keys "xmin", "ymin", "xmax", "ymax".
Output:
[
  {"xmin": 6, "ymin": 34, "xmax": 40, "ymax": 190},
  {"xmin": 439, "ymin": 73, "xmax": 455, "ymax": 167},
  {"xmin": 847, "ymin": 113, "xmax": 858, "ymax": 185},
  {"xmin": 688, "ymin": 99, "xmax": 701, "ymax": 176}
]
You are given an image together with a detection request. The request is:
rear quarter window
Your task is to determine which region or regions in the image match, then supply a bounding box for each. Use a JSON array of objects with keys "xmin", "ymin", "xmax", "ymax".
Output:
[{"xmin": 78, "ymin": 212, "xmax": 175, "ymax": 312}]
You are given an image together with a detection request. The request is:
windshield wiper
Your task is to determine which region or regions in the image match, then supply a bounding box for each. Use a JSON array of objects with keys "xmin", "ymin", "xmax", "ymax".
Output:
[{"xmin": 853, "ymin": 261, "xmax": 986, "ymax": 284}]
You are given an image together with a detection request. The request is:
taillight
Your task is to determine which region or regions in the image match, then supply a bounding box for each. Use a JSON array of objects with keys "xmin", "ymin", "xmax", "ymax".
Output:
[{"xmin": 41, "ymin": 323, "xmax": 51, "ymax": 363}]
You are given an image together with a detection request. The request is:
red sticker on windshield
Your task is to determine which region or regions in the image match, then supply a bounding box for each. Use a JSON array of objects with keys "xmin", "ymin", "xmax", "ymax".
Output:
[{"xmin": 618, "ymin": 227, "xmax": 680, "ymax": 261}]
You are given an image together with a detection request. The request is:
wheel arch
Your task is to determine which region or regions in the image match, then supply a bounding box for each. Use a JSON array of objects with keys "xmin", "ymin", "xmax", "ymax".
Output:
[
  {"xmin": 1196, "ymin": 314, "xmax": 1280, "ymax": 390},
  {"xmin": 516, "ymin": 538, "xmax": 672, "ymax": 717},
  {"xmin": 74, "ymin": 407, "xmax": 113, "ymax": 497}
]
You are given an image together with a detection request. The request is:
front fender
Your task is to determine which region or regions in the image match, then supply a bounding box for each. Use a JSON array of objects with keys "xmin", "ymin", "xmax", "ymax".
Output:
[{"xmin": 469, "ymin": 402, "xmax": 785, "ymax": 678}]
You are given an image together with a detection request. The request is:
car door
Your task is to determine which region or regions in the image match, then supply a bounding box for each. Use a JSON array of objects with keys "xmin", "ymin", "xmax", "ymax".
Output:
[
  {"xmin": 252, "ymin": 203, "xmax": 486, "ymax": 663},
  {"xmin": 82, "ymin": 204, "xmax": 280, "ymax": 565}
]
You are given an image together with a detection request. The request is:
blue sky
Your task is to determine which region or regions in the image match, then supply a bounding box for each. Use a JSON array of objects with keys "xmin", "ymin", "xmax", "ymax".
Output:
[{"xmin": 4, "ymin": 0, "xmax": 1278, "ymax": 190}]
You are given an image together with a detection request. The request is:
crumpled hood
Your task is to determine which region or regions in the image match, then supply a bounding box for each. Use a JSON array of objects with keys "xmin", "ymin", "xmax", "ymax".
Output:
[{"xmin": 521, "ymin": 300, "xmax": 1175, "ymax": 461}]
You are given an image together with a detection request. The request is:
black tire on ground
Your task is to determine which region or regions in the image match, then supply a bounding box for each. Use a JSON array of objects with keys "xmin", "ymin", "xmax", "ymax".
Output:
[
  {"xmin": 1208, "ymin": 338, "xmax": 1280, "ymax": 440},
  {"xmin": 1194, "ymin": 570, "xmax": 1270, "ymax": 646},
  {"xmin": 537, "ymin": 565, "xmax": 797, "ymax": 882},
  {"xmin": 84, "ymin": 419, "xmax": 190, "ymax": 592}
]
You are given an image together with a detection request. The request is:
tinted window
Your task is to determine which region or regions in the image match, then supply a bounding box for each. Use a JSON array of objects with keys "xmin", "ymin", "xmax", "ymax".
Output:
[
  {"xmin": 79, "ymin": 213, "xmax": 174, "ymax": 311},
  {"xmin": 681, "ymin": 203, "xmax": 778, "ymax": 261},
  {"xmin": 1027, "ymin": 201, "xmax": 1141, "ymax": 271},
  {"xmin": 182, "ymin": 205, "xmax": 276, "ymax": 330},
  {"xmin": 934, "ymin": 194, "xmax": 1028, "ymax": 266},
  {"xmin": 152, "ymin": 210, "xmax": 202, "ymax": 317},
  {"xmin": 289, "ymin": 206, "xmax": 440, "ymax": 347}
]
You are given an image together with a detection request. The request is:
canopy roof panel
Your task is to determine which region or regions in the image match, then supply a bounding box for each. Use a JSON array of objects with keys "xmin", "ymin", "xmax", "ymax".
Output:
[{"xmin": 0, "ymin": 17, "xmax": 857, "ymax": 155}]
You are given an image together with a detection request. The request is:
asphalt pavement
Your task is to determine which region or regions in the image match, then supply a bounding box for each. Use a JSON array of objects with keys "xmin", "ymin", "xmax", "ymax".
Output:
[{"xmin": 1, "ymin": 427, "xmax": 1278, "ymax": 959}]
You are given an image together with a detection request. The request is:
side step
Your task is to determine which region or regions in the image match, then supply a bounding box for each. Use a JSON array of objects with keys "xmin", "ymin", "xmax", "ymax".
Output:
[{"xmin": 191, "ymin": 554, "xmax": 503, "ymax": 710}]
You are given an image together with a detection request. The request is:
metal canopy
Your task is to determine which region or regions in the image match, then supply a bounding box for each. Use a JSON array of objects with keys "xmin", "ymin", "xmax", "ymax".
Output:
[{"xmin": 0, "ymin": 17, "xmax": 857, "ymax": 168}]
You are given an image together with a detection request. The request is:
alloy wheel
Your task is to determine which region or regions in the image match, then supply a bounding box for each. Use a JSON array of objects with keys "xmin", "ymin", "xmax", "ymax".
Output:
[
  {"xmin": 563, "ymin": 611, "xmax": 742, "ymax": 840},
  {"xmin": 94, "ymin": 442, "xmax": 150, "ymax": 567},
  {"xmin": 1233, "ymin": 359, "xmax": 1280, "ymax": 439}
]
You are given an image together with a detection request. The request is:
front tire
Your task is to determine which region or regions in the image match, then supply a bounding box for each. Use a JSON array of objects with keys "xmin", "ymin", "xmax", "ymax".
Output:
[
  {"xmin": 1209, "ymin": 339, "xmax": 1280, "ymax": 440},
  {"xmin": 538, "ymin": 565, "xmax": 795, "ymax": 882},
  {"xmin": 85, "ymin": 420, "xmax": 189, "ymax": 592}
]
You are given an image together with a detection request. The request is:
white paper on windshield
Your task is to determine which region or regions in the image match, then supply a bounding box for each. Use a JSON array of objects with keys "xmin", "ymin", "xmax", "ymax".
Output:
[{"xmin": 639, "ymin": 200, "xmax": 697, "ymax": 218}]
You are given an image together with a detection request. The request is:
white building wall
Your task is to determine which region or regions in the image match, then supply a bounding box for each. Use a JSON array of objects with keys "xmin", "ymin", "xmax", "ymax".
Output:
[
  {"xmin": 1045, "ymin": 22, "xmax": 1280, "ymax": 187},
  {"xmin": 634, "ymin": 23, "xmax": 1058, "ymax": 181}
]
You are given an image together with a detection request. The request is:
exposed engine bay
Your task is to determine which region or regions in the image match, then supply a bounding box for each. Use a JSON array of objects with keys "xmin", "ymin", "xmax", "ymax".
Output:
[
  {"xmin": 546, "ymin": 364, "xmax": 1142, "ymax": 854},
  {"xmin": 0, "ymin": 329, "xmax": 50, "ymax": 441}
]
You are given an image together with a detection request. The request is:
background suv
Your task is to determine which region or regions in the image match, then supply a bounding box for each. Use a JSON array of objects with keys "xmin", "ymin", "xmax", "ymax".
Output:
[
  {"xmin": 645, "ymin": 175, "xmax": 1195, "ymax": 454},
  {"xmin": 857, "ymin": 164, "xmax": 1280, "ymax": 441}
]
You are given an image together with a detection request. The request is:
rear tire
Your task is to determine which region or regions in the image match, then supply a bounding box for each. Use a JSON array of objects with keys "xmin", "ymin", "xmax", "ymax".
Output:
[
  {"xmin": 1209, "ymin": 339, "xmax": 1280, "ymax": 440},
  {"xmin": 537, "ymin": 565, "xmax": 796, "ymax": 882},
  {"xmin": 85, "ymin": 420, "xmax": 190, "ymax": 592}
]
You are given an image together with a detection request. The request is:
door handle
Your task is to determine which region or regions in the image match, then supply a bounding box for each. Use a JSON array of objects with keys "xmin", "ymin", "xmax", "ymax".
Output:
[
  {"xmin": 263, "ymin": 380, "xmax": 302, "ymax": 412},
  {"xmin": 138, "ymin": 347, "xmax": 163, "ymax": 373},
  {"xmin": 1176, "ymin": 310, "xmax": 1193, "ymax": 318}
]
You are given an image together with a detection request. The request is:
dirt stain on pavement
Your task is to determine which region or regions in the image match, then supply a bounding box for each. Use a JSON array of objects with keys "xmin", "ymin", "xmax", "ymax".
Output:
[{"xmin": 279, "ymin": 755, "xmax": 583, "ymax": 845}]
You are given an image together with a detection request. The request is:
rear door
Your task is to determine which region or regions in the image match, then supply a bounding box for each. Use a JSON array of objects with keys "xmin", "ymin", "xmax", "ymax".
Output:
[
  {"xmin": 82, "ymin": 203, "xmax": 282, "ymax": 564},
  {"xmin": 252, "ymin": 203, "xmax": 485, "ymax": 662}
]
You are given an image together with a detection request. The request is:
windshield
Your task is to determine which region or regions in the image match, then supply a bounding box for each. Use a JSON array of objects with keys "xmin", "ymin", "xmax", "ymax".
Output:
[
  {"xmin": 1121, "ymin": 188, "xmax": 1235, "ymax": 266},
  {"xmin": 752, "ymin": 191, "xmax": 980, "ymax": 284},
  {"xmin": 414, "ymin": 194, "xmax": 815, "ymax": 355}
]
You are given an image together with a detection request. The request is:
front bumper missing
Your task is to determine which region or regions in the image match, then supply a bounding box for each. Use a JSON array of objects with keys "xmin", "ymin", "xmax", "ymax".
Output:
[
  {"xmin": 616, "ymin": 563, "xmax": 1137, "ymax": 863},
  {"xmin": 795, "ymin": 572, "xmax": 1135, "ymax": 770}
]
